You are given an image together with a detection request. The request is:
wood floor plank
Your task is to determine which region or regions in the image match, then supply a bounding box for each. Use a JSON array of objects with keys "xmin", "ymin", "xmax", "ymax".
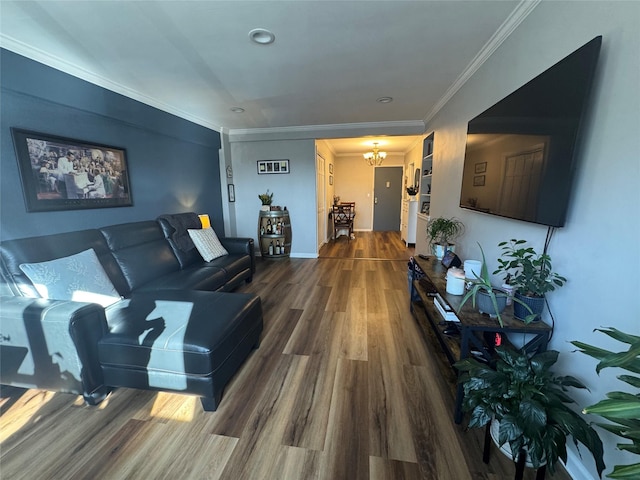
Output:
[
  {"xmin": 317, "ymin": 358, "xmax": 369, "ymax": 480},
  {"xmin": 369, "ymin": 455, "xmax": 421, "ymax": 480},
  {"xmin": 341, "ymin": 286, "xmax": 368, "ymax": 361},
  {"xmin": 404, "ymin": 364, "xmax": 472, "ymax": 480},
  {"xmin": 367, "ymin": 311, "xmax": 417, "ymax": 463},
  {"xmin": 282, "ymin": 311, "xmax": 344, "ymax": 450},
  {"xmin": 218, "ymin": 354, "xmax": 308, "ymax": 478}
]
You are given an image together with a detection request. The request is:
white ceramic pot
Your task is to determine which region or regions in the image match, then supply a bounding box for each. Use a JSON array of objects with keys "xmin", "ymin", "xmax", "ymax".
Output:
[
  {"xmin": 260, "ymin": 205, "xmax": 270, "ymax": 211},
  {"xmin": 432, "ymin": 243, "xmax": 454, "ymax": 260},
  {"xmin": 464, "ymin": 259, "xmax": 482, "ymax": 280}
]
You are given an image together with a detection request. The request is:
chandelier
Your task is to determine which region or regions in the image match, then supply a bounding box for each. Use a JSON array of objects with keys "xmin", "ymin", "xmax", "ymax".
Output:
[{"xmin": 363, "ymin": 142, "xmax": 387, "ymax": 166}]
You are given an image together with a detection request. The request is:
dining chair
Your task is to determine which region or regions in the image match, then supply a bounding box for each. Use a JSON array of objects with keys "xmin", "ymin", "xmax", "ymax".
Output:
[{"xmin": 332, "ymin": 203, "xmax": 355, "ymax": 242}]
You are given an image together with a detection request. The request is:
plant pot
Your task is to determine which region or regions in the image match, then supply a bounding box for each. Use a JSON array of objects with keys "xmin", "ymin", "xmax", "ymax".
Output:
[
  {"xmin": 513, "ymin": 292, "xmax": 545, "ymax": 322},
  {"xmin": 490, "ymin": 418, "xmax": 545, "ymax": 468},
  {"xmin": 260, "ymin": 205, "xmax": 270, "ymax": 211},
  {"xmin": 431, "ymin": 243, "xmax": 455, "ymax": 260},
  {"xmin": 476, "ymin": 290, "xmax": 507, "ymax": 318}
]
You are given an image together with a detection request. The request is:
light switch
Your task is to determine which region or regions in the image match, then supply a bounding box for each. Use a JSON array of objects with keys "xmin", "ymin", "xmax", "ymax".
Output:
[{"xmin": 386, "ymin": 181, "xmax": 390, "ymax": 188}]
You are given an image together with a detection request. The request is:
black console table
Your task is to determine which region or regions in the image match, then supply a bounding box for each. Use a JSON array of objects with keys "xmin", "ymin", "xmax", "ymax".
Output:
[{"xmin": 409, "ymin": 256, "xmax": 552, "ymax": 424}]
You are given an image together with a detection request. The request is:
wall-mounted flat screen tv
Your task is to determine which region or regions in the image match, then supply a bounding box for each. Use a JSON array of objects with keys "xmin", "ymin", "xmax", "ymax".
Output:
[{"xmin": 459, "ymin": 36, "xmax": 602, "ymax": 227}]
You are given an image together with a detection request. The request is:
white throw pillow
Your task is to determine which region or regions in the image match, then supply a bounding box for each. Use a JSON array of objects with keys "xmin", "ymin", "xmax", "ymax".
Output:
[
  {"xmin": 187, "ymin": 227, "xmax": 229, "ymax": 262},
  {"xmin": 19, "ymin": 248, "xmax": 121, "ymax": 307}
]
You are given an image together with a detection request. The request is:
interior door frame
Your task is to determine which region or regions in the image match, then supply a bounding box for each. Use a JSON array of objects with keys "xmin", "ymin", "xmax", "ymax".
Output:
[{"xmin": 316, "ymin": 151, "xmax": 327, "ymax": 251}]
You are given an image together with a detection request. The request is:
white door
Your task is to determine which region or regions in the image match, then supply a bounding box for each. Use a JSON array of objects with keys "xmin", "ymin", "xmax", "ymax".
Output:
[{"xmin": 316, "ymin": 152, "xmax": 326, "ymax": 250}]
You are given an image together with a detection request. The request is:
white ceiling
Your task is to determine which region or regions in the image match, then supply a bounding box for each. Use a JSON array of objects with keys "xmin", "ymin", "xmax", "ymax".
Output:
[{"xmin": 0, "ymin": 0, "xmax": 530, "ymax": 154}]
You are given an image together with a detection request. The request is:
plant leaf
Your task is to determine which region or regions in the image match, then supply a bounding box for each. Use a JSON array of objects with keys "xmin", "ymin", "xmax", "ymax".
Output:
[
  {"xmin": 596, "ymin": 345, "xmax": 640, "ymax": 374},
  {"xmin": 595, "ymin": 327, "xmax": 640, "ymax": 346},
  {"xmin": 585, "ymin": 398, "xmax": 640, "ymax": 419},
  {"xmin": 618, "ymin": 375, "xmax": 640, "ymax": 388},
  {"xmin": 606, "ymin": 462, "xmax": 640, "ymax": 479}
]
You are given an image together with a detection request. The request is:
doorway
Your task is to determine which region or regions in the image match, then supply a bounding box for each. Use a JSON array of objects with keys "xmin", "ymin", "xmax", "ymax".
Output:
[{"xmin": 373, "ymin": 166, "xmax": 403, "ymax": 231}]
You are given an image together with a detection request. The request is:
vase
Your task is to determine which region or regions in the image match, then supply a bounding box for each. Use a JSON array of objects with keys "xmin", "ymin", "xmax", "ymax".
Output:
[
  {"xmin": 513, "ymin": 292, "xmax": 545, "ymax": 322},
  {"xmin": 476, "ymin": 290, "xmax": 507, "ymax": 318},
  {"xmin": 431, "ymin": 243, "xmax": 455, "ymax": 260}
]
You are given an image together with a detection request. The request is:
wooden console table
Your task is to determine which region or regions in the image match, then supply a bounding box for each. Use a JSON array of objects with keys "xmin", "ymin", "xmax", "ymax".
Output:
[{"xmin": 409, "ymin": 256, "xmax": 552, "ymax": 424}]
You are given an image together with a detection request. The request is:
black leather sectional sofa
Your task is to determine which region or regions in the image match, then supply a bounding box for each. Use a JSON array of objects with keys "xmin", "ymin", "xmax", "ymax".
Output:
[{"xmin": 0, "ymin": 213, "xmax": 263, "ymax": 411}]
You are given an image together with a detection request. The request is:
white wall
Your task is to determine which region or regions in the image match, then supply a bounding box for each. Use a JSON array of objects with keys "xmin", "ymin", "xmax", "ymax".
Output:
[
  {"xmin": 229, "ymin": 138, "xmax": 317, "ymax": 257},
  {"xmin": 334, "ymin": 153, "xmax": 405, "ymax": 230},
  {"xmin": 427, "ymin": 2, "xmax": 639, "ymax": 478}
]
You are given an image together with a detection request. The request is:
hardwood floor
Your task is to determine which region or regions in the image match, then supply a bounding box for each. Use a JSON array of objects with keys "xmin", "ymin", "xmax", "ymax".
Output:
[
  {"xmin": 1, "ymin": 232, "xmax": 570, "ymax": 479},
  {"xmin": 319, "ymin": 231, "xmax": 413, "ymax": 260}
]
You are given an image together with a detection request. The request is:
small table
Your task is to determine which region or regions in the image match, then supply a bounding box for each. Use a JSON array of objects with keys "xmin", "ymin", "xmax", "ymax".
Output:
[{"xmin": 409, "ymin": 256, "xmax": 552, "ymax": 424}]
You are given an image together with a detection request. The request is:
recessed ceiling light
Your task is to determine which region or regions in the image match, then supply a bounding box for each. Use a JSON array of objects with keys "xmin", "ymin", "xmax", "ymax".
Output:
[
  {"xmin": 230, "ymin": 107, "xmax": 245, "ymax": 113},
  {"xmin": 249, "ymin": 28, "xmax": 275, "ymax": 45},
  {"xmin": 376, "ymin": 96, "xmax": 393, "ymax": 104}
]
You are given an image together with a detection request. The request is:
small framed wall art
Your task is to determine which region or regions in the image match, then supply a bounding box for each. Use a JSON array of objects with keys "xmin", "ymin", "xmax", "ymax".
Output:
[
  {"xmin": 257, "ymin": 159, "xmax": 289, "ymax": 174},
  {"xmin": 474, "ymin": 162, "xmax": 487, "ymax": 174},
  {"xmin": 473, "ymin": 175, "xmax": 486, "ymax": 186}
]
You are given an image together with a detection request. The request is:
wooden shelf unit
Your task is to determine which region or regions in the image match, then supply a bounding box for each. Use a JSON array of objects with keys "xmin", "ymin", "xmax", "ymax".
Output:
[{"xmin": 409, "ymin": 255, "xmax": 552, "ymax": 424}]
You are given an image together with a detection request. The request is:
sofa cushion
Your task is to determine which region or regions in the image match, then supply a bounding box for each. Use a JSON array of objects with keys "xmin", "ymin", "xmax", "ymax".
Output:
[
  {"xmin": 206, "ymin": 254, "xmax": 251, "ymax": 282},
  {"xmin": 134, "ymin": 266, "xmax": 227, "ymax": 292},
  {"xmin": 188, "ymin": 227, "xmax": 228, "ymax": 262},
  {"xmin": 0, "ymin": 229, "xmax": 130, "ymax": 298},
  {"xmin": 99, "ymin": 290, "xmax": 262, "ymax": 380},
  {"xmin": 157, "ymin": 213, "xmax": 203, "ymax": 269},
  {"xmin": 99, "ymin": 221, "xmax": 181, "ymax": 293},
  {"xmin": 19, "ymin": 248, "xmax": 121, "ymax": 307}
]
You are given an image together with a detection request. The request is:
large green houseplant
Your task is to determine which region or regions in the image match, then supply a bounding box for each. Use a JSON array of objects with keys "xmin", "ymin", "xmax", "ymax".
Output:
[
  {"xmin": 458, "ymin": 243, "xmax": 534, "ymax": 327},
  {"xmin": 572, "ymin": 328, "xmax": 640, "ymax": 479},
  {"xmin": 455, "ymin": 346, "xmax": 605, "ymax": 477},
  {"xmin": 494, "ymin": 239, "xmax": 566, "ymax": 321},
  {"xmin": 426, "ymin": 217, "xmax": 464, "ymax": 259}
]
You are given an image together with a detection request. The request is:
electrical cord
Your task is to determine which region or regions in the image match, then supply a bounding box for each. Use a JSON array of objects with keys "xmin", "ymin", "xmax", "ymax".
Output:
[{"xmin": 544, "ymin": 226, "xmax": 557, "ymax": 342}]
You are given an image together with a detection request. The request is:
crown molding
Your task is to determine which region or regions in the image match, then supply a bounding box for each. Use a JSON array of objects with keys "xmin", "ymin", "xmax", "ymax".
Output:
[
  {"xmin": 0, "ymin": 35, "xmax": 223, "ymax": 132},
  {"xmin": 227, "ymin": 120, "xmax": 426, "ymax": 143},
  {"xmin": 423, "ymin": 0, "xmax": 541, "ymax": 124}
]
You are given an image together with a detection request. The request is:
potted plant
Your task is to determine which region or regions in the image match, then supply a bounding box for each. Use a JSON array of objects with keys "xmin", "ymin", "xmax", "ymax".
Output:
[
  {"xmin": 426, "ymin": 216, "xmax": 464, "ymax": 259},
  {"xmin": 572, "ymin": 328, "xmax": 640, "ymax": 479},
  {"xmin": 458, "ymin": 243, "xmax": 508, "ymax": 326},
  {"xmin": 494, "ymin": 239, "xmax": 566, "ymax": 322},
  {"xmin": 258, "ymin": 189, "xmax": 273, "ymax": 211},
  {"xmin": 455, "ymin": 346, "xmax": 605, "ymax": 477},
  {"xmin": 458, "ymin": 243, "xmax": 534, "ymax": 327}
]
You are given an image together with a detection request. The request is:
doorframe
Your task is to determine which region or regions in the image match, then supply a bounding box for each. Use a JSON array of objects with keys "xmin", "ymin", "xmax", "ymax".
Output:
[{"xmin": 316, "ymin": 150, "xmax": 327, "ymax": 251}]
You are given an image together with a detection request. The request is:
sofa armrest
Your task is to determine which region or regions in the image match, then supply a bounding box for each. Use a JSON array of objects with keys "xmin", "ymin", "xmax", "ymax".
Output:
[
  {"xmin": 220, "ymin": 237, "xmax": 255, "ymax": 273},
  {"xmin": 0, "ymin": 296, "xmax": 110, "ymax": 404}
]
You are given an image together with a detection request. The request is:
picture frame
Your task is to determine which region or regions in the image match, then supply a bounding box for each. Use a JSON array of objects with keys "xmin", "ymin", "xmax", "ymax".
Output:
[
  {"xmin": 421, "ymin": 201, "xmax": 429, "ymax": 214},
  {"xmin": 329, "ymin": 175, "xmax": 333, "ymax": 185},
  {"xmin": 228, "ymin": 183, "xmax": 235, "ymax": 202},
  {"xmin": 11, "ymin": 128, "xmax": 132, "ymax": 212},
  {"xmin": 473, "ymin": 175, "xmax": 486, "ymax": 186},
  {"xmin": 257, "ymin": 159, "xmax": 289, "ymax": 174},
  {"xmin": 329, "ymin": 163, "xmax": 333, "ymax": 174},
  {"xmin": 474, "ymin": 161, "xmax": 487, "ymax": 174}
]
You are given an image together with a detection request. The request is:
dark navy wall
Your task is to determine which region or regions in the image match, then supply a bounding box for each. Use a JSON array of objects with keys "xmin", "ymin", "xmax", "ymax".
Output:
[{"xmin": 0, "ymin": 49, "xmax": 222, "ymax": 241}]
